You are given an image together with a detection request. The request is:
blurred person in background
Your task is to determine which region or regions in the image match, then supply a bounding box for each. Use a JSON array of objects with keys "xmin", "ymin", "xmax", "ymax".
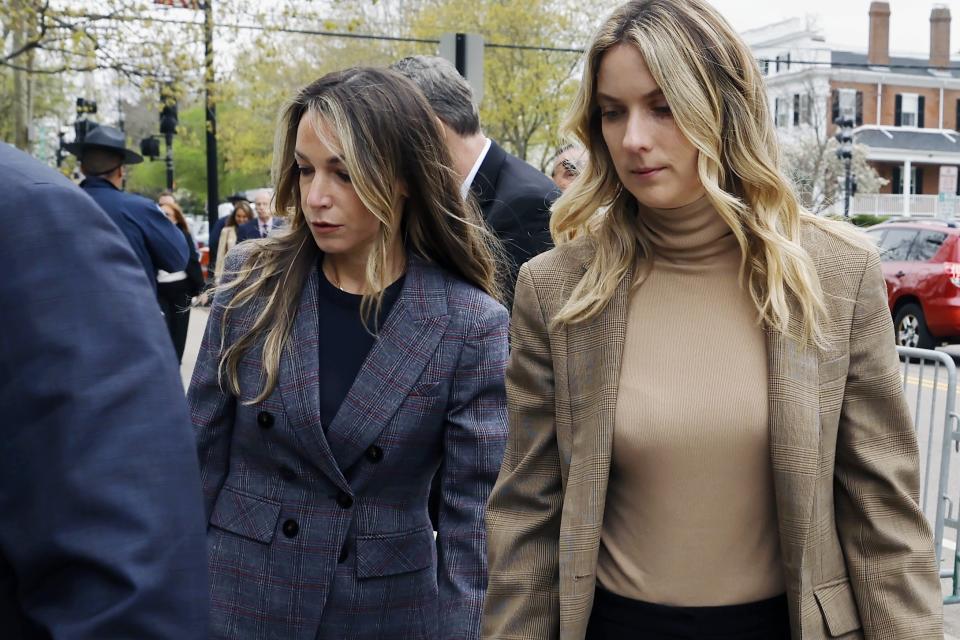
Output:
[
  {"xmin": 158, "ymin": 200, "xmax": 204, "ymax": 363},
  {"xmin": 236, "ymin": 189, "xmax": 283, "ymax": 241},
  {"xmin": 66, "ymin": 125, "xmax": 187, "ymax": 293},
  {"xmin": 213, "ymin": 201, "xmax": 253, "ymax": 283},
  {"xmin": 158, "ymin": 189, "xmax": 177, "ymax": 209},
  {"xmin": 551, "ymin": 144, "xmax": 587, "ymax": 192},
  {"xmin": 392, "ymin": 55, "xmax": 559, "ymax": 308},
  {"xmin": 189, "ymin": 67, "xmax": 508, "ymax": 640},
  {"xmin": 0, "ymin": 141, "xmax": 208, "ymax": 639},
  {"xmin": 207, "ymin": 192, "xmax": 250, "ymax": 281}
]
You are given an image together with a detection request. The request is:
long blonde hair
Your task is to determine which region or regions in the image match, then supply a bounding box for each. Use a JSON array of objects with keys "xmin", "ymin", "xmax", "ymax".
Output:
[
  {"xmin": 552, "ymin": 0, "xmax": 865, "ymax": 344},
  {"xmin": 216, "ymin": 67, "xmax": 500, "ymax": 403}
]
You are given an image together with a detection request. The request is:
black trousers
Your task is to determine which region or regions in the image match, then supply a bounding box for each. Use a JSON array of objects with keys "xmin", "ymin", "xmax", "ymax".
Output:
[
  {"xmin": 157, "ymin": 279, "xmax": 192, "ymax": 364},
  {"xmin": 586, "ymin": 587, "xmax": 791, "ymax": 640}
]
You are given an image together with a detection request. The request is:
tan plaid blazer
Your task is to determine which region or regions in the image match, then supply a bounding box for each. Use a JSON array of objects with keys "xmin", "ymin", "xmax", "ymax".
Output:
[{"xmin": 482, "ymin": 222, "xmax": 943, "ymax": 640}]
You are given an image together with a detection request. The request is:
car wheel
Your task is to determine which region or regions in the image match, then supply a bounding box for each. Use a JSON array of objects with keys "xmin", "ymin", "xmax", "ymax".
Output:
[{"xmin": 894, "ymin": 303, "xmax": 935, "ymax": 349}]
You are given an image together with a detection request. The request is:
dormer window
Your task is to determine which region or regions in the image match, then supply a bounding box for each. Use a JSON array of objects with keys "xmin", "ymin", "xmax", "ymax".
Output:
[
  {"xmin": 895, "ymin": 93, "xmax": 925, "ymax": 128},
  {"xmin": 901, "ymin": 94, "xmax": 918, "ymax": 127}
]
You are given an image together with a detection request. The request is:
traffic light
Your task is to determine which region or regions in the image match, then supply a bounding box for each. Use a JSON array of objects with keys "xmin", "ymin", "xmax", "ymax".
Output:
[
  {"xmin": 160, "ymin": 84, "xmax": 179, "ymax": 136},
  {"xmin": 140, "ymin": 136, "xmax": 161, "ymax": 160},
  {"xmin": 833, "ymin": 116, "xmax": 855, "ymax": 217},
  {"xmin": 76, "ymin": 97, "xmax": 97, "ymax": 116},
  {"xmin": 834, "ymin": 116, "xmax": 854, "ymax": 160},
  {"xmin": 73, "ymin": 97, "xmax": 99, "ymax": 143}
]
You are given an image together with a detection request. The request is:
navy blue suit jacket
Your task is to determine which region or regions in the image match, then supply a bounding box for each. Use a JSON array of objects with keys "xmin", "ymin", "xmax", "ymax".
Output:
[
  {"xmin": 0, "ymin": 143, "xmax": 208, "ymax": 639},
  {"xmin": 236, "ymin": 217, "xmax": 283, "ymax": 242},
  {"xmin": 469, "ymin": 140, "xmax": 559, "ymax": 307},
  {"xmin": 80, "ymin": 176, "xmax": 188, "ymax": 292}
]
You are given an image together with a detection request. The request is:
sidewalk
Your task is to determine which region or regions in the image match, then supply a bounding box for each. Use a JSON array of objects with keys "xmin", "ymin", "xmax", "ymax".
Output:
[{"xmin": 180, "ymin": 306, "xmax": 209, "ymax": 388}]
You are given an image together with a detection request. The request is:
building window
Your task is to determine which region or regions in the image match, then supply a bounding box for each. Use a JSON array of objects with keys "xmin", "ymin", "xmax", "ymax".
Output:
[
  {"xmin": 775, "ymin": 97, "xmax": 789, "ymax": 128},
  {"xmin": 892, "ymin": 166, "xmax": 924, "ymax": 195},
  {"xmin": 838, "ymin": 89, "xmax": 857, "ymax": 121},
  {"xmin": 900, "ymin": 93, "xmax": 919, "ymax": 127}
]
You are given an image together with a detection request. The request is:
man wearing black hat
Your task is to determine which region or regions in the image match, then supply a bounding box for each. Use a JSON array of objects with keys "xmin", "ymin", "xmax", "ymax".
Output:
[{"xmin": 66, "ymin": 125, "xmax": 188, "ymax": 292}]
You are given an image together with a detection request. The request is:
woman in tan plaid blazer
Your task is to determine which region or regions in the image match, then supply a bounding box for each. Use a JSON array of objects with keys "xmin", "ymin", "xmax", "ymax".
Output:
[{"xmin": 481, "ymin": 2, "xmax": 943, "ymax": 639}]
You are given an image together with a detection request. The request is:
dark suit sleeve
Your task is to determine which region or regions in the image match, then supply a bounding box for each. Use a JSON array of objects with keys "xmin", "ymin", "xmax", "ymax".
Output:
[
  {"xmin": 437, "ymin": 300, "xmax": 510, "ymax": 639},
  {"xmin": 0, "ymin": 170, "xmax": 208, "ymax": 638},
  {"xmin": 141, "ymin": 201, "xmax": 189, "ymax": 272},
  {"xmin": 486, "ymin": 190, "xmax": 557, "ymax": 307}
]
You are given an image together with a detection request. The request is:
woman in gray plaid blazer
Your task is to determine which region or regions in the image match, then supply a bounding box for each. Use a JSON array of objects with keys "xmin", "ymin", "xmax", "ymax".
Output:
[
  {"xmin": 188, "ymin": 67, "xmax": 509, "ymax": 639},
  {"xmin": 482, "ymin": 1, "xmax": 942, "ymax": 639}
]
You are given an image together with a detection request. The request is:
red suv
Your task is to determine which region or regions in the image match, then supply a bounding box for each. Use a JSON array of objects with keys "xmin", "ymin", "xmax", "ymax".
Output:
[{"xmin": 866, "ymin": 220, "xmax": 960, "ymax": 349}]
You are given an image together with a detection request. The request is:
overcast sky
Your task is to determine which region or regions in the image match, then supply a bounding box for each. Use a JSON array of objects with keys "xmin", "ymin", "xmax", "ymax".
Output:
[{"xmin": 709, "ymin": 0, "xmax": 959, "ymax": 56}]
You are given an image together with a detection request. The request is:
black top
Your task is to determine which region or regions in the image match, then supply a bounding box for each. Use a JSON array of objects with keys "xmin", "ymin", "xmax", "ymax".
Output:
[{"xmin": 317, "ymin": 259, "xmax": 404, "ymax": 430}]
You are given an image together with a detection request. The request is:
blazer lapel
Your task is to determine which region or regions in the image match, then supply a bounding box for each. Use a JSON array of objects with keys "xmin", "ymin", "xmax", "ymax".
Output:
[
  {"xmin": 765, "ymin": 325, "xmax": 820, "ymax": 603},
  {"xmin": 278, "ymin": 267, "xmax": 351, "ymax": 493},
  {"xmin": 561, "ymin": 262, "xmax": 632, "ymax": 578},
  {"xmin": 324, "ymin": 258, "xmax": 450, "ymax": 472}
]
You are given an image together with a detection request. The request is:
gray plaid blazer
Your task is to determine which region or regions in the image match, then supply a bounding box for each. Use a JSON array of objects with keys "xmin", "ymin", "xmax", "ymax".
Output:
[
  {"xmin": 189, "ymin": 247, "xmax": 509, "ymax": 640},
  {"xmin": 482, "ymin": 222, "xmax": 943, "ymax": 639}
]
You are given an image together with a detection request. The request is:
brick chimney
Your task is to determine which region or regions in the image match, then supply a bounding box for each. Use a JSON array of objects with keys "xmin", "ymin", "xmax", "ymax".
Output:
[
  {"xmin": 930, "ymin": 5, "xmax": 951, "ymax": 69},
  {"xmin": 868, "ymin": 2, "xmax": 891, "ymax": 66}
]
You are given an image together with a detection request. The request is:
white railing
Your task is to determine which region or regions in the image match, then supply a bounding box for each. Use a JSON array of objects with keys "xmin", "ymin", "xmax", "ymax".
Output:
[{"xmin": 839, "ymin": 194, "xmax": 960, "ymax": 218}]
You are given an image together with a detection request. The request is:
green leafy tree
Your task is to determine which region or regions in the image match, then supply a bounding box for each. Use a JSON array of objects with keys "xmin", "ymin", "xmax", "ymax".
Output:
[{"xmin": 408, "ymin": 0, "xmax": 589, "ymax": 169}]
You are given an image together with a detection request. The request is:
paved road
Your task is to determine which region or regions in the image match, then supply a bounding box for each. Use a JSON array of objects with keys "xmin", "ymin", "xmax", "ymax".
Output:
[{"xmin": 177, "ymin": 312, "xmax": 960, "ymax": 634}]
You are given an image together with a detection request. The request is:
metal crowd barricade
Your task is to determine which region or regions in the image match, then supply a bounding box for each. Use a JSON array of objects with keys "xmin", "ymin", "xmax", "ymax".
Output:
[{"xmin": 897, "ymin": 346, "xmax": 960, "ymax": 603}]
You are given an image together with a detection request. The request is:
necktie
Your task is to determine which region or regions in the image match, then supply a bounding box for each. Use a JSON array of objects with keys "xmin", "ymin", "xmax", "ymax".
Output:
[{"xmin": 260, "ymin": 223, "xmax": 267, "ymax": 238}]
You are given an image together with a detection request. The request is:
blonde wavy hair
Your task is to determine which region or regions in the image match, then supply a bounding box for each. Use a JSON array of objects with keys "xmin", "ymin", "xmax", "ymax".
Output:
[
  {"xmin": 552, "ymin": 0, "xmax": 866, "ymax": 344},
  {"xmin": 216, "ymin": 67, "xmax": 500, "ymax": 403}
]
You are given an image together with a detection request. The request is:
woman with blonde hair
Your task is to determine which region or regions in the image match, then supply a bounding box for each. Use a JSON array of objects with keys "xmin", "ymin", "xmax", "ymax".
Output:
[
  {"xmin": 189, "ymin": 67, "xmax": 509, "ymax": 639},
  {"xmin": 213, "ymin": 199, "xmax": 252, "ymax": 283},
  {"xmin": 482, "ymin": 1, "xmax": 942, "ymax": 638}
]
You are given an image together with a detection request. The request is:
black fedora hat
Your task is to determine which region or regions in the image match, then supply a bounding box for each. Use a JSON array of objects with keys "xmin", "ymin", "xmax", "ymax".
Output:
[
  {"xmin": 64, "ymin": 125, "xmax": 143, "ymax": 165},
  {"xmin": 226, "ymin": 192, "xmax": 250, "ymax": 203}
]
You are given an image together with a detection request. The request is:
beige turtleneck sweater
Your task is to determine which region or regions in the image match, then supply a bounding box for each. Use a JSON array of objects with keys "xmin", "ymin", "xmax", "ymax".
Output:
[{"xmin": 596, "ymin": 196, "xmax": 784, "ymax": 606}]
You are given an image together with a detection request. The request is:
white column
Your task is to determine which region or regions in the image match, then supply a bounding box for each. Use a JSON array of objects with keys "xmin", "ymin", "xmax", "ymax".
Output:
[{"xmin": 903, "ymin": 159, "xmax": 913, "ymax": 216}]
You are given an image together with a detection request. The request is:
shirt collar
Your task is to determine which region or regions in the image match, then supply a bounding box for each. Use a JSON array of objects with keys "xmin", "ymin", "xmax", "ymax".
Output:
[{"xmin": 460, "ymin": 137, "xmax": 492, "ymax": 200}]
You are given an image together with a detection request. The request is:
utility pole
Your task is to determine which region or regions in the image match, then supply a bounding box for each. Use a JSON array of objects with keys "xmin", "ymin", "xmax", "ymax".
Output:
[
  {"xmin": 160, "ymin": 84, "xmax": 179, "ymax": 190},
  {"xmin": 203, "ymin": 0, "xmax": 219, "ymax": 230},
  {"xmin": 834, "ymin": 116, "xmax": 854, "ymax": 218}
]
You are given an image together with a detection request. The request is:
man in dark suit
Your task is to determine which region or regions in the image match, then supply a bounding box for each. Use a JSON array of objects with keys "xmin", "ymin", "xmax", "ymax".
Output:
[
  {"xmin": 0, "ymin": 142, "xmax": 209, "ymax": 639},
  {"xmin": 65, "ymin": 125, "xmax": 188, "ymax": 293},
  {"xmin": 236, "ymin": 189, "xmax": 282, "ymax": 241},
  {"xmin": 392, "ymin": 55, "xmax": 559, "ymax": 307}
]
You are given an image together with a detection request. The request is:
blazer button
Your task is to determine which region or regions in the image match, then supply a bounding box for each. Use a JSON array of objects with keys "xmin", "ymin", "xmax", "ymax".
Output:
[
  {"xmin": 282, "ymin": 519, "xmax": 299, "ymax": 538},
  {"xmin": 335, "ymin": 491, "xmax": 353, "ymax": 509},
  {"xmin": 365, "ymin": 445, "xmax": 383, "ymax": 463},
  {"xmin": 257, "ymin": 411, "xmax": 274, "ymax": 429},
  {"xmin": 279, "ymin": 466, "xmax": 296, "ymax": 482},
  {"xmin": 338, "ymin": 544, "xmax": 349, "ymax": 563}
]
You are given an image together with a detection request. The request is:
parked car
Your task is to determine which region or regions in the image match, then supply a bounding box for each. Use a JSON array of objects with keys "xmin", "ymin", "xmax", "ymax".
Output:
[{"xmin": 865, "ymin": 219, "xmax": 960, "ymax": 348}]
